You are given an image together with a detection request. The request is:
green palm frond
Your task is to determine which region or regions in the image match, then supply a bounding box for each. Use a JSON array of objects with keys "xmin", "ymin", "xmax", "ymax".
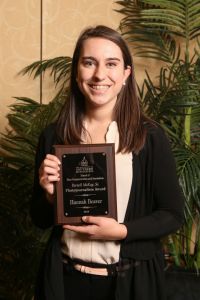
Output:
[
  {"xmin": 195, "ymin": 38, "xmax": 200, "ymax": 56},
  {"xmin": 0, "ymin": 96, "xmax": 58, "ymax": 299},
  {"xmin": 168, "ymin": 143, "xmax": 200, "ymax": 269},
  {"xmin": 139, "ymin": 0, "xmax": 200, "ymax": 39},
  {"xmin": 19, "ymin": 56, "xmax": 72, "ymax": 87},
  {"xmin": 191, "ymin": 105, "xmax": 200, "ymax": 144},
  {"xmin": 1, "ymin": 91, "xmax": 65, "ymax": 170},
  {"xmin": 116, "ymin": 0, "xmax": 200, "ymax": 62},
  {"xmin": 139, "ymin": 54, "xmax": 200, "ymax": 124},
  {"xmin": 27, "ymin": 88, "xmax": 67, "ymax": 137},
  {"xmin": 174, "ymin": 146, "xmax": 200, "ymax": 216}
]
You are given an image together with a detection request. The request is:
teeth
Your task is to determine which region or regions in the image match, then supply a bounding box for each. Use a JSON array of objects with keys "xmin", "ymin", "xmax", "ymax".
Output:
[{"xmin": 90, "ymin": 85, "xmax": 109, "ymax": 90}]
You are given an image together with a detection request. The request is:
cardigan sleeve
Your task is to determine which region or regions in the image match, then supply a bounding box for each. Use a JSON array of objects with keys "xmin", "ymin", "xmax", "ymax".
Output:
[
  {"xmin": 123, "ymin": 125, "xmax": 184, "ymax": 242},
  {"xmin": 30, "ymin": 124, "xmax": 56, "ymax": 229}
]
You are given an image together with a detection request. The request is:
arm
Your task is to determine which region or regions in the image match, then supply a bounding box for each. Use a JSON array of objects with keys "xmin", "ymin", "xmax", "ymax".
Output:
[
  {"xmin": 63, "ymin": 127, "xmax": 184, "ymax": 242},
  {"xmin": 30, "ymin": 125, "xmax": 60, "ymax": 229},
  {"xmin": 63, "ymin": 216, "xmax": 127, "ymax": 240},
  {"xmin": 124, "ymin": 126, "xmax": 184, "ymax": 242}
]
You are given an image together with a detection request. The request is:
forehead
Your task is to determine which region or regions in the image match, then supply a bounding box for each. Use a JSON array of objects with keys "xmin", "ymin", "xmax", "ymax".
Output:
[{"xmin": 80, "ymin": 37, "xmax": 123, "ymax": 60}]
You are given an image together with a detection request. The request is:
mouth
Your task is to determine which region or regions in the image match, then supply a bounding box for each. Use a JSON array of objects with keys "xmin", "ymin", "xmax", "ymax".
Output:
[{"xmin": 88, "ymin": 84, "xmax": 110, "ymax": 91}]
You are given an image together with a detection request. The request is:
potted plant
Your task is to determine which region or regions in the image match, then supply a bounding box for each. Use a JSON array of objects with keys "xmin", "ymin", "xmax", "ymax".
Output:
[
  {"xmin": 116, "ymin": 0, "xmax": 200, "ymax": 298},
  {"xmin": 0, "ymin": 57, "xmax": 71, "ymax": 299}
]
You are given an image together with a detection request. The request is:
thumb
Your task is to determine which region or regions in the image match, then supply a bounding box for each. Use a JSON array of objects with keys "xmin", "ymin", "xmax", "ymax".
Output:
[{"xmin": 82, "ymin": 216, "xmax": 100, "ymax": 225}]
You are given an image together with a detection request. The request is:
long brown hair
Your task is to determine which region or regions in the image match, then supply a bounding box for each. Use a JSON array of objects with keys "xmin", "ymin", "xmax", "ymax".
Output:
[{"xmin": 56, "ymin": 25, "xmax": 152, "ymax": 153}]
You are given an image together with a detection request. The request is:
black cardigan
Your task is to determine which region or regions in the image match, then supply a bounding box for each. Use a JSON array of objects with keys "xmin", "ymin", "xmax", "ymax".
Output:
[{"xmin": 31, "ymin": 123, "xmax": 184, "ymax": 300}]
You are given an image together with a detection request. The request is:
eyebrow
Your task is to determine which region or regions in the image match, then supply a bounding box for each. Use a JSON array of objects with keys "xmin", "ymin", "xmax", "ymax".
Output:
[{"xmin": 81, "ymin": 56, "xmax": 121, "ymax": 62}]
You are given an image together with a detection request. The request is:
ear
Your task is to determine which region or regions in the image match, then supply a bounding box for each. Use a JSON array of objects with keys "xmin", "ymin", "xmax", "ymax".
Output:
[{"xmin": 123, "ymin": 65, "xmax": 131, "ymax": 81}]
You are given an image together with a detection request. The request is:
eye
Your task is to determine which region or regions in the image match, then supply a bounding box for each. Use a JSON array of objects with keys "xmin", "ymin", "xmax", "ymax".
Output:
[
  {"xmin": 106, "ymin": 62, "xmax": 117, "ymax": 68},
  {"xmin": 82, "ymin": 60, "xmax": 95, "ymax": 67}
]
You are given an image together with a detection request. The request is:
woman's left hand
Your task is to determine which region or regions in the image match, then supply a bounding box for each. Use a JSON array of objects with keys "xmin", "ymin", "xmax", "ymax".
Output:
[{"xmin": 63, "ymin": 216, "xmax": 127, "ymax": 241}]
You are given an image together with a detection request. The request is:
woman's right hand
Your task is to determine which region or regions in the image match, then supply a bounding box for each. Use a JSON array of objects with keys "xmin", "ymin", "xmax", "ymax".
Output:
[{"xmin": 39, "ymin": 154, "xmax": 61, "ymax": 203}]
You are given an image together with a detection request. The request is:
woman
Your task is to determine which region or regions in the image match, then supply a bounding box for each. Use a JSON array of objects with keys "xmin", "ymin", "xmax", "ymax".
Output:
[{"xmin": 31, "ymin": 25, "xmax": 184, "ymax": 300}]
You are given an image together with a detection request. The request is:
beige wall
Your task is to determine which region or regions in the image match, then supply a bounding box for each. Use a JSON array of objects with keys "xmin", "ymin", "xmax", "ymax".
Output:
[
  {"xmin": 0, "ymin": 0, "xmax": 41, "ymax": 132},
  {"xmin": 0, "ymin": 0, "xmax": 155, "ymax": 132}
]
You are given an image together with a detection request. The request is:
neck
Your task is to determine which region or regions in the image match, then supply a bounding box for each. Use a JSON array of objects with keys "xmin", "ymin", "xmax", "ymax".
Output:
[
  {"xmin": 84, "ymin": 105, "xmax": 114, "ymax": 125},
  {"xmin": 83, "ymin": 105, "xmax": 115, "ymax": 144}
]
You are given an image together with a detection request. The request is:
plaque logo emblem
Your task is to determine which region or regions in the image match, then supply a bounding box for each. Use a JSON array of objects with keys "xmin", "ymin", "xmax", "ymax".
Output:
[
  {"xmin": 80, "ymin": 156, "xmax": 88, "ymax": 167},
  {"xmin": 76, "ymin": 156, "xmax": 94, "ymax": 174}
]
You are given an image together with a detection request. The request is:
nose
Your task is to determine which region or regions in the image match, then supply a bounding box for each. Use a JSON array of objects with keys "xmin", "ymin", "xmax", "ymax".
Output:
[{"xmin": 93, "ymin": 64, "xmax": 106, "ymax": 81}]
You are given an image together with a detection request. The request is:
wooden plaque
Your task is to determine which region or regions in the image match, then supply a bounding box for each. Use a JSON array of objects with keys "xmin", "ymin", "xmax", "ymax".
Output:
[{"xmin": 53, "ymin": 144, "xmax": 117, "ymax": 225}]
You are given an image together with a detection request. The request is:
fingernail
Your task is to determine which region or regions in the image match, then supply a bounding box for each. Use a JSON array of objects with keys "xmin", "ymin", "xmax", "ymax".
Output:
[{"xmin": 82, "ymin": 216, "xmax": 87, "ymax": 222}]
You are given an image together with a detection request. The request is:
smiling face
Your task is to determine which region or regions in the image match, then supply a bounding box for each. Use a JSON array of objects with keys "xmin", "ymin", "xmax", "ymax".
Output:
[{"xmin": 76, "ymin": 38, "xmax": 131, "ymax": 111}]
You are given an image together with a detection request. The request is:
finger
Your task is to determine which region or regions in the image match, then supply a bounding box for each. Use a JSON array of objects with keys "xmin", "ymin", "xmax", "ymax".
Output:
[
  {"xmin": 46, "ymin": 154, "xmax": 61, "ymax": 165},
  {"xmin": 43, "ymin": 166, "xmax": 60, "ymax": 175},
  {"xmin": 40, "ymin": 173, "xmax": 60, "ymax": 186},
  {"xmin": 82, "ymin": 216, "xmax": 101, "ymax": 225},
  {"xmin": 63, "ymin": 224, "xmax": 94, "ymax": 234},
  {"xmin": 43, "ymin": 158, "xmax": 60, "ymax": 170},
  {"xmin": 45, "ymin": 175, "xmax": 60, "ymax": 182}
]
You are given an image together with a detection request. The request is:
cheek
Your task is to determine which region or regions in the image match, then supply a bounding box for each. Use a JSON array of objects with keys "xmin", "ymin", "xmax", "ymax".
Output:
[
  {"xmin": 76, "ymin": 73, "xmax": 90, "ymax": 94},
  {"xmin": 110, "ymin": 70, "xmax": 126, "ymax": 83},
  {"xmin": 114, "ymin": 75, "xmax": 126, "ymax": 86},
  {"xmin": 77, "ymin": 68, "xmax": 92, "ymax": 83}
]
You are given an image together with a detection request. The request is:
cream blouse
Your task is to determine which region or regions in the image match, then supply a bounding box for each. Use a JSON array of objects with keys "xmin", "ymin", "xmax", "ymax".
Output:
[{"xmin": 61, "ymin": 121, "xmax": 132, "ymax": 264}]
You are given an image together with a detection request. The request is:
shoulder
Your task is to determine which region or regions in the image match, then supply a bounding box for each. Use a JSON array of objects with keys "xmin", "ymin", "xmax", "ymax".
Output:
[
  {"xmin": 145, "ymin": 122, "xmax": 166, "ymax": 138},
  {"xmin": 137, "ymin": 123, "xmax": 179, "ymax": 185},
  {"xmin": 38, "ymin": 122, "xmax": 58, "ymax": 144},
  {"xmin": 40, "ymin": 122, "xmax": 57, "ymax": 138}
]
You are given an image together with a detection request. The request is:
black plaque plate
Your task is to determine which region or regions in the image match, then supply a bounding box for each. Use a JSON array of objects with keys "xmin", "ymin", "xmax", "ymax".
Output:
[{"xmin": 54, "ymin": 144, "xmax": 117, "ymax": 224}]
